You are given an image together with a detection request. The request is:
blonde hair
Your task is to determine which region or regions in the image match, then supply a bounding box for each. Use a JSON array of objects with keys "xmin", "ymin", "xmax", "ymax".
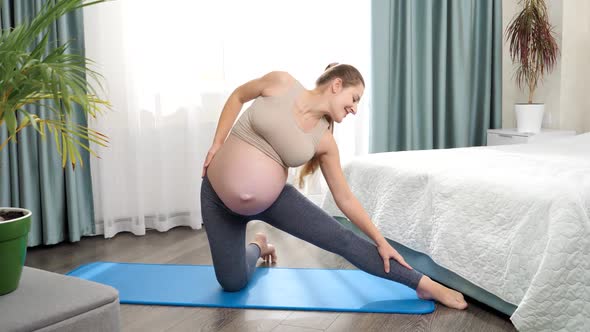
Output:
[{"xmin": 297, "ymin": 63, "xmax": 365, "ymax": 188}]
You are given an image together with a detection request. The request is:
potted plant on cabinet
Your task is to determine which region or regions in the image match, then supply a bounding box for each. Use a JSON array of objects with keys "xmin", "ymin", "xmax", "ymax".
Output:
[
  {"xmin": 0, "ymin": 0, "xmax": 109, "ymax": 295},
  {"xmin": 506, "ymin": 0, "xmax": 559, "ymax": 133}
]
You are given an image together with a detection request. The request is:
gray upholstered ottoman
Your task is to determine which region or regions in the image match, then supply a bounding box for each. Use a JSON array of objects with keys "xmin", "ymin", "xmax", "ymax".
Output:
[{"xmin": 0, "ymin": 267, "xmax": 120, "ymax": 332}]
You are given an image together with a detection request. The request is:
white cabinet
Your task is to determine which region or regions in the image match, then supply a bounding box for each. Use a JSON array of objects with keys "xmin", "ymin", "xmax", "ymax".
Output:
[{"xmin": 487, "ymin": 128, "xmax": 576, "ymax": 146}]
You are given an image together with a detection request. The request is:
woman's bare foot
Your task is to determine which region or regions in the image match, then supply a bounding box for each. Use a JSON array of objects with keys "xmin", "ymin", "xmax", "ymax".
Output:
[
  {"xmin": 250, "ymin": 232, "xmax": 277, "ymax": 263},
  {"xmin": 416, "ymin": 276, "xmax": 468, "ymax": 310}
]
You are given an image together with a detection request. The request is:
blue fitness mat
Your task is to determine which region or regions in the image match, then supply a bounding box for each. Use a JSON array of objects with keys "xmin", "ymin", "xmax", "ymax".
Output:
[{"xmin": 67, "ymin": 262, "xmax": 434, "ymax": 314}]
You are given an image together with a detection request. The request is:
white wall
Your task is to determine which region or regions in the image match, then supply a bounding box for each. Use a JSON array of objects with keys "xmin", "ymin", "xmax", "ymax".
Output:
[
  {"xmin": 559, "ymin": 0, "xmax": 590, "ymax": 133},
  {"xmin": 502, "ymin": 0, "xmax": 590, "ymax": 133}
]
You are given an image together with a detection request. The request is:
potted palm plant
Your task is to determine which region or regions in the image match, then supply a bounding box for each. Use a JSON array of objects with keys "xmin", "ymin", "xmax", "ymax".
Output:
[
  {"xmin": 0, "ymin": 0, "xmax": 109, "ymax": 295},
  {"xmin": 506, "ymin": 0, "xmax": 559, "ymax": 133}
]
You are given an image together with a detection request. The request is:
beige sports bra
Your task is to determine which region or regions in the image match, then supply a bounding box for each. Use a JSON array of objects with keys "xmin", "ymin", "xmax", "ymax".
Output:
[{"xmin": 230, "ymin": 81, "xmax": 330, "ymax": 168}]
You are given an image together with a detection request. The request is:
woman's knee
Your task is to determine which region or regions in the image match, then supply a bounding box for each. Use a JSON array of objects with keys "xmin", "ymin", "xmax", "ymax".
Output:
[{"xmin": 216, "ymin": 274, "xmax": 248, "ymax": 292}]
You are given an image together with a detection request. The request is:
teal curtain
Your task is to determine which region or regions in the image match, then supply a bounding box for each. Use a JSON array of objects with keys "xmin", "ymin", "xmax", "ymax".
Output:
[
  {"xmin": 371, "ymin": 0, "xmax": 502, "ymax": 152},
  {"xmin": 0, "ymin": 0, "xmax": 95, "ymax": 246}
]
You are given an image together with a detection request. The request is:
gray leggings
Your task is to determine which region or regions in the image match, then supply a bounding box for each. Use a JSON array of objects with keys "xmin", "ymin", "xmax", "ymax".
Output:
[{"xmin": 200, "ymin": 175, "xmax": 423, "ymax": 292}]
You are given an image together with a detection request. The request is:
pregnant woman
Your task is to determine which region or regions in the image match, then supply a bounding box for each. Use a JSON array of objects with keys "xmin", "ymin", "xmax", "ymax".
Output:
[{"xmin": 201, "ymin": 63, "xmax": 467, "ymax": 310}]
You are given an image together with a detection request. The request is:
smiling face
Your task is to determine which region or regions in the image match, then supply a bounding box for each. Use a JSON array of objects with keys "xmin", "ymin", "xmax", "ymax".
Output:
[{"xmin": 328, "ymin": 79, "xmax": 364, "ymax": 123}]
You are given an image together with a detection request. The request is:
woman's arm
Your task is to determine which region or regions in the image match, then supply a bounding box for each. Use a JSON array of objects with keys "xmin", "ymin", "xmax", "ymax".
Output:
[
  {"xmin": 202, "ymin": 71, "xmax": 292, "ymax": 176},
  {"xmin": 210, "ymin": 71, "xmax": 292, "ymax": 146},
  {"xmin": 316, "ymin": 133, "xmax": 412, "ymax": 272},
  {"xmin": 316, "ymin": 133, "xmax": 388, "ymax": 247}
]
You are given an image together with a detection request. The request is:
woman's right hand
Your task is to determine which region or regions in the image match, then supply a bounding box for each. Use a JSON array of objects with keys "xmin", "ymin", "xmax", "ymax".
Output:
[{"xmin": 202, "ymin": 143, "xmax": 222, "ymax": 177}]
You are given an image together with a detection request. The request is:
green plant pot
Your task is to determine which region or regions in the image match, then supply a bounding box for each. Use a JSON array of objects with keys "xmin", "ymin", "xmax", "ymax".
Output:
[{"xmin": 0, "ymin": 207, "xmax": 32, "ymax": 295}]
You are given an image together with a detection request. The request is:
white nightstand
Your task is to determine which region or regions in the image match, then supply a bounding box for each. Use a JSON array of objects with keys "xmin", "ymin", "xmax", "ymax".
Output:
[{"xmin": 487, "ymin": 128, "xmax": 576, "ymax": 146}]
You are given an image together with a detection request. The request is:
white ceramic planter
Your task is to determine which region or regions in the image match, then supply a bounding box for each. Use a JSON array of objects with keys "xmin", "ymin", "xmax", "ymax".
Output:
[{"xmin": 515, "ymin": 104, "xmax": 544, "ymax": 133}]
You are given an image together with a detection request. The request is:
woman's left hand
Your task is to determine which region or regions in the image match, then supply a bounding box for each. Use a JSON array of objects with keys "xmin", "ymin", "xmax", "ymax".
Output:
[{"xmin": 377, "ymin": 242, "xmax": 413, "ymax": 273}]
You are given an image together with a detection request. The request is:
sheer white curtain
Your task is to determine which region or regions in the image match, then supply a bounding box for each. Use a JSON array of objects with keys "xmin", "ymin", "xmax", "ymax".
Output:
[{"xmin": 83, "ymin": 0, "xmax": 371, "ymax": 238}]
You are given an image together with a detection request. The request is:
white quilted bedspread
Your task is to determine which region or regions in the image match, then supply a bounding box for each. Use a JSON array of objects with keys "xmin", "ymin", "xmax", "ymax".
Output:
[{"xmin": 321, "ymin": 134, "xmax": 590, "ymax": 331}]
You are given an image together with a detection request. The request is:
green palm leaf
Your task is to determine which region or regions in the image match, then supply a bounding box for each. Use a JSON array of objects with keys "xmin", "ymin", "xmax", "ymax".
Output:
[{"xmin": 0, "ymin": 0, "xmax": 109, "ymax": 168}]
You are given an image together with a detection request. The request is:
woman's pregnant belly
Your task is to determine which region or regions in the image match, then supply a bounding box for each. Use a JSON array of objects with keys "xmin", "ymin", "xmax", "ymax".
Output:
[{"xmin": 205, "ymin": 134, "xmax": 288, "ymax": 216}]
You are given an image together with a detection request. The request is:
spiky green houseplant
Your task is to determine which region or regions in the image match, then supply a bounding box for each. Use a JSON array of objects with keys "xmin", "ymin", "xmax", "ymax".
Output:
[
  {"xmin": 0, "ymin": 0, "xmax": 109, "ymax": 295},
  {"xmin": 506, "ymin": 0, "xmax": 559, "ymax": 104},
  {"xmin": 505, "ymin": 0, "xmax": 559, "ymax": 133}
]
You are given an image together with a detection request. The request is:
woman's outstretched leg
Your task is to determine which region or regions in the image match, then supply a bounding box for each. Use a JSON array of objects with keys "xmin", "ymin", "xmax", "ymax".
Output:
[
  {"xmin": 257, "ymin": 183, "xmax": 467, "ymax": 309},
  {"xmin": 256, "ymin": 184, "xmax": 423, "ymax": 288}
]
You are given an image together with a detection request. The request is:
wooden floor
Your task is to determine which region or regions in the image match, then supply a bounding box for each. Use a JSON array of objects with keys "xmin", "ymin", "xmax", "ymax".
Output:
[{"xmin": 26, "ymin": 222, "xmax": 517, "ymax": 332}]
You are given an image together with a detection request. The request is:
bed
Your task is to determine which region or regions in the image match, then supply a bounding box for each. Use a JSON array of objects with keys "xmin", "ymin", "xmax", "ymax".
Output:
[{"xmin": 321, "ymin": 132, "xmax": 590, "ymax": 332}]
